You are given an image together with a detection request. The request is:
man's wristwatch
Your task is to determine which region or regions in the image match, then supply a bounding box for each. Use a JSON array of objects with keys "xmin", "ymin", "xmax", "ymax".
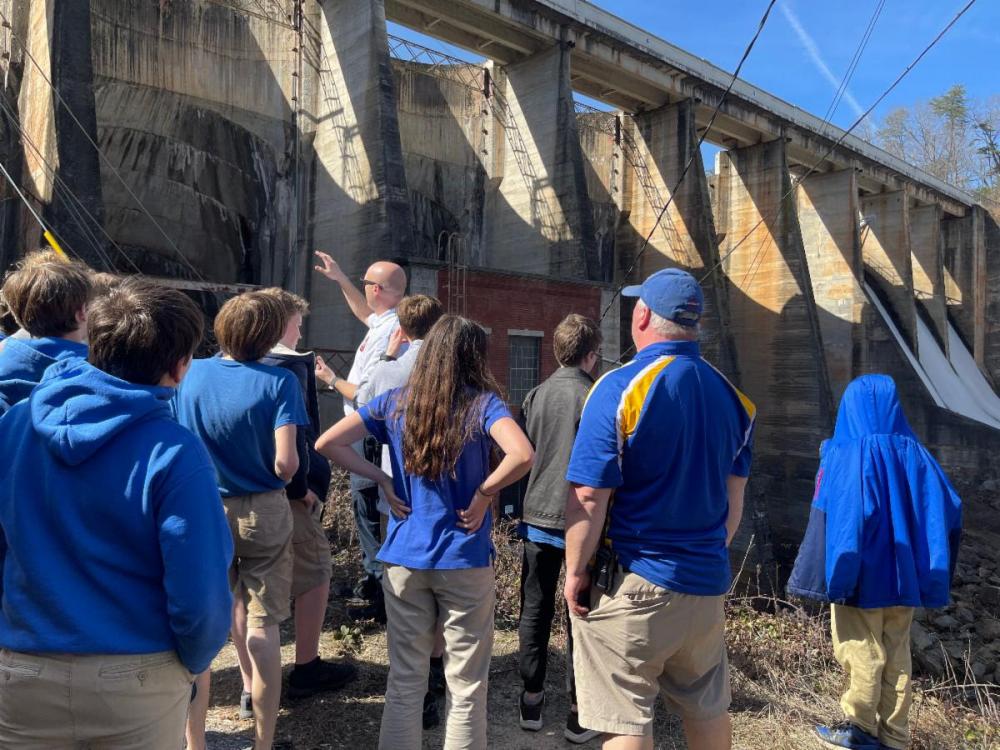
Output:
[
  {"xmin": 379, "ymin": 353, "xmax": 397, "ymax": 362},
  {"xmin": 329, "ymin": 374, "xmax": 340, "ymax": 390}
]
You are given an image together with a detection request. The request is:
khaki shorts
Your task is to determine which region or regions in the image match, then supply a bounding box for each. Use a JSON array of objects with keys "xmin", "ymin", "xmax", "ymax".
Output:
[
  {"xmin": 224, "ymin": 489, "xmax": 293, "ymax": 629},
  {"xmin": 291, "ymin": 498, "xmax": 332, "ymax": 597},
  {"xmin": 572, "ymin": 564, "xmax": 730, "ymax": 735},
  {"xmin": 0, "ymin": 649, "xmax": 192, "ymax": 749}
]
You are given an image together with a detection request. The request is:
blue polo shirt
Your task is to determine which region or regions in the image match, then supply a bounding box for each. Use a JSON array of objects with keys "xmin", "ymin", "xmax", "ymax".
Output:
[
  {"xmin": 566, "ymin": 340, "xmax": 755, "ymax": 596},
  {"xmin": 358, "ymin": 387, "xmax": 511, "ymax": 570},
  {"xmin": 173, "ymin": 356, "xmax": 309, "ymax": 498}
]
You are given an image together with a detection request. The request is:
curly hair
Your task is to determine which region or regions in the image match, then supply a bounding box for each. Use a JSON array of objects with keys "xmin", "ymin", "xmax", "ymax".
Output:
[{"xmin": 399, "ymin": 315, "xmax": 502, "ymax": 479}]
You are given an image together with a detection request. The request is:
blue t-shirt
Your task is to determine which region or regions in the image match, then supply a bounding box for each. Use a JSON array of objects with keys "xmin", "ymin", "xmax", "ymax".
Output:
[
  {"xmin": 566, "ymin": 341, "xmax": 756, "ymax": 596},
  {"xmin": 358, "ymin": 388, "xmax": 511, "ymax": 569},
  {"xmin": 174, "ymin": 356, "xmax": 309, "ymax": 497},
  {"xmin": 519, "ymin": 523, "xmax": 566, "ymax": 550}
]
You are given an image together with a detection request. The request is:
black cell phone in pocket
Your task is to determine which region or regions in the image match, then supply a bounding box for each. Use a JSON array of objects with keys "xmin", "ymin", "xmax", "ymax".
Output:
[{"xmin": 592, "ymin": 545, "xmax": 617, "ymax": 592}]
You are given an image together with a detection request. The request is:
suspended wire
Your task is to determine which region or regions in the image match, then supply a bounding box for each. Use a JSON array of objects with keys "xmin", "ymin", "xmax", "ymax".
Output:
[
  {"xmin": 0, "ymin": 113, "xmax": 111, "ymax": 269},
  {"xmin": 599, "ymin": 0, "xmax": 779, "ymax": 322},
  {"xmin": 730, "ymin": 2, "xmax": 885, "ymax": 298},
  {"xmin": 821, "ymin": 0, "xmax": 885, "ymax": 127},
  {"xmin": 0, "ymin": 8, "xmax": 207, "ymax": 281},
  {"xmin": 0, "ymin": 158, "xmax": 74, "ymax": 262},
  {"xmin": 609, "ymin": 0, "xmax": 977, "ymax": 365},
  {"xmin": 0, "ymin": 96, "xmax": 142, "ymax": 274},
  {"xmin": 700, "ymin": 0, "xmax": 979, "ymax": 290}
]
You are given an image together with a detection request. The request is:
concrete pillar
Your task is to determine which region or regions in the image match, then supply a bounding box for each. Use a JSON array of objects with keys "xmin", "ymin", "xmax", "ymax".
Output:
[
  {"xmin": 599, "ymin": 287, "xmax": 622, "ymax": 366},
  {"xmin": 795, "ymin": 169, "xmax": 864, "ymax": 402},
  {"xmin": 306, "ymin": 0, "xmax": 415, "ymax": 350},
  {"xmin": 910, "ymin": 203, "xmax": 949, "ymax": 355},
  {"xmin": 942, "ymin": 207, "xmax": 987, "ymax": 363},
  {"xmin": 620, "ymin": 99, "xmax": 736, "ymax": 376},
  {"xmin": 715, "ymin": 139, "xmax": 833, "ymax": 558},
  {"xmin": 485, "ymin": 44, "xmax": 598, "ymax": 280},
  {"xmin": 18, "ymin": 0, "xmax": 56, "ymax": 209},
  {"xmin": 860, "ymin": 191, "xmax": 917, "ymax": 353},
  {"xmin": 985, "ymin": 212, "xmax": 1000, "ymax": 387},
  {"xmin": 575, "ymin": 110, "xmax": 621, "ymax": 284},
  {"xmin": 620, "ymin": 101, "xmax": 703, "ymax": 274},
  {"xmin": 16, "ymin": 0, "xmax": 106, "ymax": 268}
]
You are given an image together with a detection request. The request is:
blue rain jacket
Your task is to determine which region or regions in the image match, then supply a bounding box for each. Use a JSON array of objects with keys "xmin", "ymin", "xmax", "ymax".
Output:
[{"xmin": 787, "ymin": 375, "xmax": 962, "ymax": 609}]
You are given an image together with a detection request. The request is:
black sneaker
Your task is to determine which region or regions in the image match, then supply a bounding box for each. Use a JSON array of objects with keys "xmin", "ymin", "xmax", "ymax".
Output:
[
  {"xmin": 428, "ymin": 657, "xmax": 446, "ymax": 695},
  {"xmin": 347, "ymin": 594, "xmax": 387, "ymax": 624},
  {"xmin": 238, "ymin": 690, "xmax": 252, "ymax": 720},
  {"xmin": 519, "ymin": 691, "xmax": 544, "ymax": 731},
  {"xmin": 422, "ymin": 691, "xmax": 440, "ymax": 729},
  {"xmin": 337, "ymin": 576, "xmax": 378, "ymax": 602},
  {"xmin": 286, "ymin": 658, "xmax": 357, "ymax": 700},
  {"xmin": 564, "ymin": 710, "xmax": 600, "ymax": 744}
]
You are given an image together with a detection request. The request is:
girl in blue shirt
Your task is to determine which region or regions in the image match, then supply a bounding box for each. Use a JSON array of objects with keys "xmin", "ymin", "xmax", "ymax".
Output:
[{"xmin": 317, "ymin": 315, "xmax": 534, "ymax": 750}]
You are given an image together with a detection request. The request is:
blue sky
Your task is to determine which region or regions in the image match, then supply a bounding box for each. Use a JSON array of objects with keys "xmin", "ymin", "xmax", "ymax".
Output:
[{"xmin": 388, "ymin": 0, "xmax": 998, "ymax": 130}]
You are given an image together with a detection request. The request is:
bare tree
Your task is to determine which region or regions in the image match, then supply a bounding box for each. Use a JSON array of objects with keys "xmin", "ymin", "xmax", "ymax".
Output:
[{"xmin": 870, "ymin": 85, "xmax": 1000, "ymax": 207}]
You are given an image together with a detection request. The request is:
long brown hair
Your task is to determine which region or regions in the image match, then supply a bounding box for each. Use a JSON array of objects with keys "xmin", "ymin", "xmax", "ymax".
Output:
[{"xmin": 400, "ymin": 315, "xmax": 502, "ymax": 479}]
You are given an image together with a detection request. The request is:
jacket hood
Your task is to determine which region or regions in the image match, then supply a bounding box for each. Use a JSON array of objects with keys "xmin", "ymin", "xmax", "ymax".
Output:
[
  {"xmin": 30, "ymin": 358, "xmax": 174, "ymax": 466},
  {"xmin": 832, "ymin": 374, "xmax": 916, "ymax": 441},
  {"xmin": 0, "ymin": 337, "xmax": 88, "ymax": 414}
]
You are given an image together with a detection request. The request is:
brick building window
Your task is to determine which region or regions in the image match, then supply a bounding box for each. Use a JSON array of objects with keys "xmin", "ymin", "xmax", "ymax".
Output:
[{"xmin": 508, "ymin": 332, "xmax": 541, "ymax": 409}]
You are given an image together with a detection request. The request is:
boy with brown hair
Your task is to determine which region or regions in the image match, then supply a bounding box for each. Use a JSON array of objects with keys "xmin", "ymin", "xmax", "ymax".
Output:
[
  {"xmin": 0, "ymin": 250, "xmax": 92, "ymax": 413},
  {"xmin": 256, "ymin": 287, "xmax": 356, "ymax": 705},
  {"xmin": 0, "ymin": 278, "xmax": 232, "ymax": 749},
  {"xmin": 516, "ymin": 313, "xmax": 603, "ymax": 743},
  {"xmin": 174, "ymin": 291, "xmax": 310, "ymax": 750}
]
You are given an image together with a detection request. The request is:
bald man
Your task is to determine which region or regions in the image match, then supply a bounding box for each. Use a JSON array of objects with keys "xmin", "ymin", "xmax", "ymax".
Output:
[{"xmin": 314, "ymin": 252, "xmax": 407, "ymax": 622}]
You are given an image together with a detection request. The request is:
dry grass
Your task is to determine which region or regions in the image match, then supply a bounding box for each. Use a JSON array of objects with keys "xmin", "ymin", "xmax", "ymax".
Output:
[{"xmin": 201, "ymin": 474, "xmax": 1000, "ymax": 749}]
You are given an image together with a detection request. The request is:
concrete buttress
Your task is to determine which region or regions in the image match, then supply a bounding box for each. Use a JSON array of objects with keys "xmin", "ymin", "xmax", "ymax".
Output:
[
  {"xmin": 985, "ymin": 212, "xmax": 1000, "ymax": 387},
  {"xmin": 942, "ymin": 207, "xmax": 987, "ymax": 366},
  {"xmin": 621, "ymin": 99, "xmax": 736, "ymax": 376},
  {"xmin": 307, "ymin": 0, "xmax": 415, "ymax": 350},
  {"xmin": 486, "ymin": 44, "xmax": 598, "ymax": 280},
  {"xmin": 715, "ymin": 139, "xmax": 833, "ymax": 561},
  {"xmin": 860, "ymin": 191, "xmax": 917, "ymax": 354},
  {"xmin": 16, "ymin": 0, "xmax": 106, "ymax": 268},
  {"xmin": 795, "ymin": 169, "xmax": 864, "ymax": 403},
  {"xmin": 910, "ymin": 202, "xmax": 949, "ymax": 355}
]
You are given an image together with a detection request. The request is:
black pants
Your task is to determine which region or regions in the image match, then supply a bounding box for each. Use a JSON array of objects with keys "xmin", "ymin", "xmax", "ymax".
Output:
[{"xmin": 518, "ymin": 540, "xmax": 575, "ymax": 701}]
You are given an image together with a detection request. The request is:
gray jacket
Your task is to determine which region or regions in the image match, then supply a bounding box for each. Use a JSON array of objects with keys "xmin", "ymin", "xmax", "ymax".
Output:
[{"xmin": 520, "ymin": 367, "xmax": 594, "ymax": 529}]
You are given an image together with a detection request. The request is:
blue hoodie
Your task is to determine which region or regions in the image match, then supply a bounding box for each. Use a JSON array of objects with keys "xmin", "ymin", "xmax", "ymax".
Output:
[
  {"xmin": 0, "ymin": 359, "xmax": 233, "ymax": 673},
  {"xmin": 787, "ymin": 375, "xmax": 962, "ymax": 609},
  {"xmin": 0, "ymin": 336, "xmax": 88, "ymax": 415}
]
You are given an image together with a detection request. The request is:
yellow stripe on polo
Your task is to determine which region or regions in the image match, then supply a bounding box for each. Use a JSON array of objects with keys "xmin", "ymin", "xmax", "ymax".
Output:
[{"xmin": 616, "ymin": 356, "xmax": 677, "ymax": 440}]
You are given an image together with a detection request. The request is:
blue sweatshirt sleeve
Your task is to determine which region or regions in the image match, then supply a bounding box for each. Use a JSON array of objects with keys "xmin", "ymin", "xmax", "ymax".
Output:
[{"xmin": 156, "ymin": 458, "xmax": 234, "ymax": 674}]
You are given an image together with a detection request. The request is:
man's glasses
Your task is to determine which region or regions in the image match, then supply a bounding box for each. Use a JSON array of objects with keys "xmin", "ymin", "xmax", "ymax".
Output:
[{"xmin": 360, "ymin": 278, "xmax": 379, "ymax": 288}]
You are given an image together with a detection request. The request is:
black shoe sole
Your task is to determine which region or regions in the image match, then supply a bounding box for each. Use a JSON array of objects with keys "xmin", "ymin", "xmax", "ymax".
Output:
[{"xmin": 285, "ymin": 675, "xmax": 355, "ymax": 700}]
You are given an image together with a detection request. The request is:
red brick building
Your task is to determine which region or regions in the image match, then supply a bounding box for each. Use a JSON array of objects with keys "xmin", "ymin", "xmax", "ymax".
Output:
[{"xmin": 430, "ymin": 265, "xmax": 606, "ymax": 411}]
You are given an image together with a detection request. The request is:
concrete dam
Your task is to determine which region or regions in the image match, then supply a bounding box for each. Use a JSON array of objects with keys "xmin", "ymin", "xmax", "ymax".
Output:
[{"xmin": 2, "ymin": 0, "xmax": 1000, "ymax": 571}]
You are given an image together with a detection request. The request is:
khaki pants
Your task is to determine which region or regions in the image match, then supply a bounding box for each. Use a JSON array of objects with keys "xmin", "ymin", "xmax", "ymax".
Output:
[
  {"xmin": 379, "ymin": 564, "xmax": 495, "ymax": 750},
  {"xmin": 0, "ymin": 649, "xmax": 192, "ymax": 749},
  {"xmin": 832, "ymin": 604, "xmax": 914, "ymax": 750}
]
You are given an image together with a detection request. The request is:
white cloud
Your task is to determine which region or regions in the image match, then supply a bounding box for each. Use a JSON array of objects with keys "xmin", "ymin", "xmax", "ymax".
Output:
[{"xmin": 780, "ymin": 2, "xmax": 866, "ymax": 121}]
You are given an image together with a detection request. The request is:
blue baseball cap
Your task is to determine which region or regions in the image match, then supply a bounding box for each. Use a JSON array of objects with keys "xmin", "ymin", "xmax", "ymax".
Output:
[{"xmin": 621, "ymin": 268, "xmax": 703, "ymax": 327}]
